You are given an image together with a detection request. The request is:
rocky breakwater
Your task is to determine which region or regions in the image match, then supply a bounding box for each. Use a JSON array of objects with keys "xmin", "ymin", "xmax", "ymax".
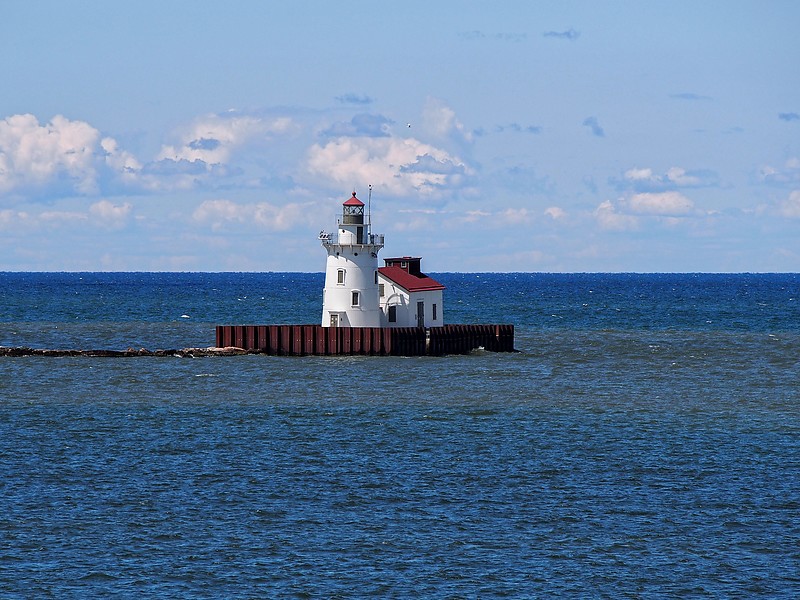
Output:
[{"xmin": 0, "ymin": 346, "xmax": 254, "ymax": 358}]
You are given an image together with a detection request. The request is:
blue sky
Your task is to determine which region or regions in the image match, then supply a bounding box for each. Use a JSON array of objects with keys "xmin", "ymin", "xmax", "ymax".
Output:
[{"xmin": 1, "ymin": 1, "xmax": 798, "ymax": 272}]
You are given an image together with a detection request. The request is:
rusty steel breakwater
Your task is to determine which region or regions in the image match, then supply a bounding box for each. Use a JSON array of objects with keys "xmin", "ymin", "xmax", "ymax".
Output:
[
  {"xmin": 0, "ymin": 324, "xmax": 515, "ymax": 358},
  {"xmin": 215, "ymin": 324, "xmax": 515, "ymax": 356}
]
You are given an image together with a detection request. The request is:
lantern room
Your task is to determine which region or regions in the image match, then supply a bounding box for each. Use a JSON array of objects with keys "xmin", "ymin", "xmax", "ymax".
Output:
[{"xmin": 342, "ymin": 192, "xmax": 365, "ymax": 225}]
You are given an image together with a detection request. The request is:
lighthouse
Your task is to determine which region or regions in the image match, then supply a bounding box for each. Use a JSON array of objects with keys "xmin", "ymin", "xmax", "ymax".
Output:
[
  {"xmin": 216, "ymin": 190, "xmax": 514, "ymax": 353},
  {"xmin": 319, "ymin": 191, "xmax": 385, "ymax": 327}
]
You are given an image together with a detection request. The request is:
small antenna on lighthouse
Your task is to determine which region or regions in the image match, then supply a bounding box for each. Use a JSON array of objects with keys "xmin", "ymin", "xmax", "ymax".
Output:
[{"xmin": 368, "ymin": 184, "xmax": 373, "ymax": 238}]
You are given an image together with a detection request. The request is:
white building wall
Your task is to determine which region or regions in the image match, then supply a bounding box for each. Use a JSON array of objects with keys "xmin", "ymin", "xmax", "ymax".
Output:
[
  {"xmin": 321, "ymin": 247, "xmax": 382, "ymax": 327},
  {"xmin": 378, "ymin": 275, "xmax": 444, "ymax": 328}
]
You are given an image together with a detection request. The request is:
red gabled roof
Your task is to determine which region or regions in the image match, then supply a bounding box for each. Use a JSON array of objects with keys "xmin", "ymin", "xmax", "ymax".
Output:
[
  {"xmin": 343, "ymin": 191, "xmax": 364, "ymax": 206},
  {"xmin": 379, "ymin": 266, "xmax": 445, "ymax": 293}
]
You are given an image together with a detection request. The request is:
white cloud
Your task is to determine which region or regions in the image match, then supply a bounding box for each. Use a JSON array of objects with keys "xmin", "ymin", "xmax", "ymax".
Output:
[
  {"xmin": 158, "ymin": 113, "xmax": 294, "ymax": 164},
  {"xmin": 0, "ymin": 199, "xmax": 131, "ymax": 232},
  {"xmin": 0, "ymin": 114, "xmax": 101, "ymax": 195},
  {"xmin": 306, "ymin": 136, "xmax": 470, "ymax": 198},
  {"xmin": 621, "ymin": 166, "xmax": 717, "ymax": 191},
  {"xmin": 594, "ymin": 200, "xmax": 639, "ymax": 231},
  {"xmin": 625, "ymin": 191, "xmax": 695, "ymax": 216},
  {"xmin": 498, "ymin": 207, "xmax": 532, "ymax": 225},
  {"xmin": 101, "ymin": 137, "xmax": 142, "ymax": 184},
  {"xmin": 192, "ymin": 198, "xmax": 311, "ymax": 231},
  {"xmin": 594, "ymin": 191, "xmax": 696, "ymax": 231},
  {"xmin": 779, "ymin": 190, "xmax": 800, "ymax": 218},
  {"xmin": 0, "ymin": 106, "xmax": 475, "ymax": 206},
  {"xmin": 89, "ymin": 199, "xmax": 132, "ymax": 228},
  {"xmin": 759, "ymin": 157, "xmax": 800, "ymax": 186},
  {"xmin": 665, "ymin": 167, "xmax": 703, "ymax": 186},
  {"xmin": 421, "ymin": 97, "xmax": 473, "ymax": 144},
  {"xmin": 544, "ymin": 206, "xmax": 567, "ymax": 220},
  {"xmin": 0, "ymin": 209, "xmax": 30, "ymax": 229},
  {"xmin": 624, "ymin": 167, "xmax": 654, "ymax": 181},
  {"xmin": 39, "ymin": 209, "xmax": 88, "ymax": 223},
  {"xmin": 454, "ymin": 209, "xmax": 490, "ymax": 225}
]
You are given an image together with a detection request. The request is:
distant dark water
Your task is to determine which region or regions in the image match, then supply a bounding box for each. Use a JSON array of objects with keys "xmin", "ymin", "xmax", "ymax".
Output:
[{"xmin": 1, "ymin": 273, "xmax": 799, "ymax": 597}]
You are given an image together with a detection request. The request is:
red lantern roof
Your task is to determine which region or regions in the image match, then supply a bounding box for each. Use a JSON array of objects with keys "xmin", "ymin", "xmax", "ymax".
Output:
[{"xmin": 343, "ymin": 191, "xmax": 364, "ymax": 206}]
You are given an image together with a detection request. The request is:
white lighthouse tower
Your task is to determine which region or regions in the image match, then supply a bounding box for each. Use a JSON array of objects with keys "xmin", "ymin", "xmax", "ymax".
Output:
[{"xmin": 319, "ymin": 191, "xmax": 385, "ymax": 327}]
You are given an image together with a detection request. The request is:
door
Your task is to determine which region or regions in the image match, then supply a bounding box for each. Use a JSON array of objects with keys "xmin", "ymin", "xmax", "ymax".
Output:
[
  {"xmin": 417, "ymin": 301, "xmax": 425, "ymax": 328},
  {"xmin": 330, "ymin": 314, "xmax": 339, "ymax": 327}
]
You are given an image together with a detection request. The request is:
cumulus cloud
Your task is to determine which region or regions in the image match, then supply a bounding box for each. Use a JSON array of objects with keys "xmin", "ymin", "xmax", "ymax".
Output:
[
  {"xmin": 100, "ymin": 137, "xmax": 142, "ymax": 184},
  {"xmin": 0, "ymin": 112, "xmax": 241, "ymax": 198},
  {"xmin": 192, "ymin": 199, "xmax": 311, "ymax": 231},
  {"xmin": 306, "ymin": 136, "xmax": 471, "ymax": 198},
  {"xmin": 422, "ymin": 97, "xmax": 473, "ymax": 145},
  {"xmin": 1, "ymin": 104, "xmax": 478, "ymax": 204},
  {"xmin": 617, "ymin": 166, "xmax": 719, "ymax": 192},
  {"xmin": 582, "ymin": 116, "xmax": 605, "ymax": 137},
  {"xmin": 400, "ymin": 154, "xmax": 466, "ymax": 176},
  {"xmin": 158, "ymin": 113, "xmax": 294, "ymax": 165},
  {"xmin": 594, "ymin": 200, "xmax": 638, "ymax": 231},
  {"xmin": 0, "ymin": 113, "xmax": 101, "ymax": 196},
  {"xmin": 594, "ymin": 191, "xmax": 696, "ymax": 230}
]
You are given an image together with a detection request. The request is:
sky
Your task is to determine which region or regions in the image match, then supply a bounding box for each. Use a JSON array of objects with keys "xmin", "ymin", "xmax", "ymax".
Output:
[{"xmin": 1, "ymin": 0, "xmax": 798, "ymax": 272}]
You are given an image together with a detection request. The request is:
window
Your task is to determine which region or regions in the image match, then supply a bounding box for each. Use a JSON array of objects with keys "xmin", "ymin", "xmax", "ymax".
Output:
[
  {"xmin": 379, "ymin": 284, "xmax": 385, "ymax": 297},
  {"xmin": 351, "ymin": 291, "xmax": 360, "ymax": 306},
  {"xmin": 433, "ymin": 303, "xmax": 438, "ymax": 321},
  {"xmin": 374, "ymin": 271, "xmax": 378, "ymax": 284},
  {"xmin": 388, "ymin": 305, "xmax": 397, "ymax": 323},
  {"xmin": 337, "ymin": 269, "xmax": 345, "ymax": 285}
]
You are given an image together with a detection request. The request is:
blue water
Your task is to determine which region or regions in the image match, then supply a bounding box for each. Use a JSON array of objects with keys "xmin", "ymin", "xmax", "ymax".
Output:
[{"xmin": 1, "ymin": 273, "xmax": 799, "ymax": 597}]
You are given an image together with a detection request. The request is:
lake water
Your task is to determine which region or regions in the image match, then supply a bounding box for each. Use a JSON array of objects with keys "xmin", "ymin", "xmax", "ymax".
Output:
[{"xmin": 1, "ymin": 272, "xmax": 799, "ymax": 597}]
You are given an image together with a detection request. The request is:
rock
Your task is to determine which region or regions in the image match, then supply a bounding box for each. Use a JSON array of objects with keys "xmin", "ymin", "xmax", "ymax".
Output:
[{"xmin": 0, "ymin": 345, "xmax": 260, "ymax": 358}]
